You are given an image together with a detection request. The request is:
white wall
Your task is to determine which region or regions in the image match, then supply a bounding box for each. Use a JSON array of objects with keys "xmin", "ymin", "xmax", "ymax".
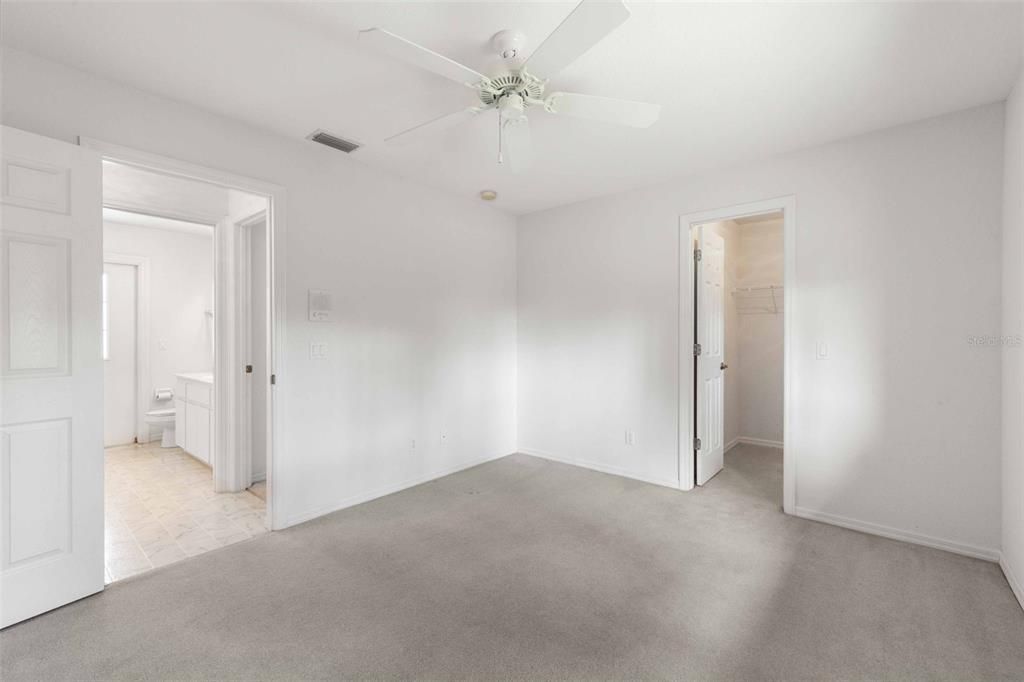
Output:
[
  {"xmin": 1001, "ymin": 58, "xmax": 1024, "ymax": 605},
  {"xmin": 1, "ymin": 48, "xmax": 518, "ymax": 529},
  {"xmin": 519, "ymin": 103, "xmax": 1004, "ymax": 557},
  {"xmin": 736, "ymin": 220, "xmax": 784, "ymax": 445},
  {"xmin": 104, "ymin": 221, "xmax": 214, "ymax": 440}
]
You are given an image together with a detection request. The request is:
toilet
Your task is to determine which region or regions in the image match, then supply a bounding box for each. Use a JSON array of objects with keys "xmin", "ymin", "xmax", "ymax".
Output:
[{"xmin": 144, "ymin": 408, "xmax": 177, "ymax": 447}]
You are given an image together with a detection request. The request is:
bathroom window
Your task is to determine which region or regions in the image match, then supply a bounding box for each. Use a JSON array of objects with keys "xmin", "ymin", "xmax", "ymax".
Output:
[{"xmin": 101, "ymin": 271, "xmax": 109, "ymax": 360}]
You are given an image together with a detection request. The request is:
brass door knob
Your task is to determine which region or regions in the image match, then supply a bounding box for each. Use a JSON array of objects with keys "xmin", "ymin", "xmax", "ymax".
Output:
[{"xmin": 720, "ymin": 362, "xmax": 729, "ymax": 370}]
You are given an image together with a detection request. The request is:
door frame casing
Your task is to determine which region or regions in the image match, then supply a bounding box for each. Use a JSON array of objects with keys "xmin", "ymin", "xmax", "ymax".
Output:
[
  {"xmin": 80, "ymin": 137, "xmax": 287, "ymax": 531},
  {"xmin": 678, "ymin": 196, "xmax": 796, "ymax": 514},
  {"xmin": 102, "ymin": 253, "xmax": 150, "ymax": 444}
]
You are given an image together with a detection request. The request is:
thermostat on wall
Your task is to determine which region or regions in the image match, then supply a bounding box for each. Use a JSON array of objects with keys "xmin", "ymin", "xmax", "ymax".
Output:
[{"xmin": 308, "ymin": 289, "xmax": 331, "ymax": 322}]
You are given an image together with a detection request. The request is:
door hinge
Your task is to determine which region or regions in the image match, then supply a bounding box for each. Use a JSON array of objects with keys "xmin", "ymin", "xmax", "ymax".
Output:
[
  {"xmin": 693, "ymin": 343, "xmax": 702, "ymax": 357},
  {"xmin": 694, "ymin": 437, "xmax": 702, "ymax": 451},
  {"xmin": 270, "ymin": 374, "xmax": 276, "ymax": 385},
  {"xmin": 245, "ymin": 364, "xmax": 253, "ymax": 374},
  {"xmin": 694, "ymin": 248, "xmax": 702, "ymax": 262}
]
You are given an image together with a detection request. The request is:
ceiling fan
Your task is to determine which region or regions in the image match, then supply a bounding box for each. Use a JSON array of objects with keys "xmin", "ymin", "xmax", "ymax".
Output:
[{"xmin": 358, "ymin": 0, "xmax": 661, "ymax": 171}]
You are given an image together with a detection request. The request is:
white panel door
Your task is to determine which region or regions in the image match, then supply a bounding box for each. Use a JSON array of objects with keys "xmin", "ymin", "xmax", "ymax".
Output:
[
  {"xmin": 248, "ymin": 218, "xmax": 268, "ymax": 482},
  {"xmin": 0, "ymin": 126, "xmax": 103, "ymax": 627},
  {"xmin": 103, "ymin": 262, "xmax": 136, "ymax": 446},
  {"xmin": 696, "ymin": 226, "xmax": 726, "ymax": 485}
]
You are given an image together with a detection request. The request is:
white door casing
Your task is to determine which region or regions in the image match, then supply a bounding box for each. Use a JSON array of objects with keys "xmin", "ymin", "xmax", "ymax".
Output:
[
  {"xmin": 103, "ymin": 262, "xmax": 137, "ymax": 446},
  {"xmin": 696, "ymin": 226, "xmax": 726, "ymax": 486},
  {"xmin": 0, "ymin": 126, "xmax": 104, "ymax": 627}
]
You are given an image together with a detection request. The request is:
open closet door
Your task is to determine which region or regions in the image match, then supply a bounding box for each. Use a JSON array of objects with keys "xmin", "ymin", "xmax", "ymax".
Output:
[
  {"xmin": 0, "ymin": 126, "xmax": 104, "ymax": 627},
  {"xmin": 695, "ymin": 226, "xmax": 725, "ymax": 485}
]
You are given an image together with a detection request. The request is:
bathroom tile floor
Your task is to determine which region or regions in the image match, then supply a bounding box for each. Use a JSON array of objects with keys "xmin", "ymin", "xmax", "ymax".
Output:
[{"xmin": 104, "ymin": 442, "xmax": 267, "ymax": 583}]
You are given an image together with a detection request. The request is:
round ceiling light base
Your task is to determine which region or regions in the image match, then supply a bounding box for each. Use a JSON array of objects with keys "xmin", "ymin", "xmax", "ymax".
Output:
[{"xmin": 490, "ymin": 30, "xmax": 526, "ymax": 61}]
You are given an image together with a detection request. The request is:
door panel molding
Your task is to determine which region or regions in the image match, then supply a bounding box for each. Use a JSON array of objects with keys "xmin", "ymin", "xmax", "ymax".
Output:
[
  {"xmin": 1, "ymin": 418, "xmax": 71, "ymax": 568},
  {"xmin": 1, "ymin": 232, "xmax": 71, "ymax": 378},
  {"xmin": 1, "ymin": 155, "xmax": 70, "ymax": 214}
]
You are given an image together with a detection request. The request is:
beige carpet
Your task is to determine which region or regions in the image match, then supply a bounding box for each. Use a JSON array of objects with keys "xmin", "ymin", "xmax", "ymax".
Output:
[{"xmin": 2, "ymin": 445, "xmax": 1023, "ymax": 679}]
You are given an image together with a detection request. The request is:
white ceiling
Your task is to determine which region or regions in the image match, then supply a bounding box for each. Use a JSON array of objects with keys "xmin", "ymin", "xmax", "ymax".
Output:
[
  {"xmin": 103, "ymin": 161, "xmax": 229, "ymax": 224},
  {"xmin": 4, "ymin": 2, "xmax": 1020, "ymax": 215},
  {"xmin": 103, "ymin": 208, "xmax": 213, "ymax": 236}
]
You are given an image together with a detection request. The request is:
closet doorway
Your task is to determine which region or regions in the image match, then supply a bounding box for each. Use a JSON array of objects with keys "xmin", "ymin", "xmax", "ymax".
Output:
[{"xmin": 679, "ymin": 198, "xmax": 795, "ymax": 512}]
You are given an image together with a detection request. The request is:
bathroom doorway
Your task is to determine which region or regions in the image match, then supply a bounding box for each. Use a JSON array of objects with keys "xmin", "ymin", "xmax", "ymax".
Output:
[{"xmin": 97, "ymin": 155, "xmax": 275, "ymax": 582}]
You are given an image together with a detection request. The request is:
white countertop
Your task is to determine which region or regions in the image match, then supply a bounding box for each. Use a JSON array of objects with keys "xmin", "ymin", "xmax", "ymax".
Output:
[{"xmin": 177, "ymin": 372, "xmax": 214, "ymax": 384}]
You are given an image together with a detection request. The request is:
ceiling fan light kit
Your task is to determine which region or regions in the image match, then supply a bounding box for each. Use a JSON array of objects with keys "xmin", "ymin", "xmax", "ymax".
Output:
[{"xmin": 358, "ymin": 0, "xmax": 661, "ymax": 171}]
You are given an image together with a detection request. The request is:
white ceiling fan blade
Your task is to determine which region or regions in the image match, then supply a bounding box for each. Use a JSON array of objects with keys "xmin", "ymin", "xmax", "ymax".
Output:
[
  {"xmin": 358, "ymin": 28, "xmax": 486, "ymax": 87},
  {"xmin": 546, "ymin": 92, "xmax": 660, "ymax": 128},
  {"xmin": 385, "ymin": 107, "xmax": 481, "ymax": 146},
  {"xmin": 502, "ymin": 117, "xmax": 533, "ymax": 173},
  {"xmin": 522, "ymin": 0, "xmax": 631, "ymax": 78}
]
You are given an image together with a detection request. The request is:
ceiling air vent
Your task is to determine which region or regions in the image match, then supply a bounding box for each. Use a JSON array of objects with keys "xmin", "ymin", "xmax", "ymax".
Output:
[{"xmin": 307, "ymin": 129, "xmax": 361, "ymax": 154}]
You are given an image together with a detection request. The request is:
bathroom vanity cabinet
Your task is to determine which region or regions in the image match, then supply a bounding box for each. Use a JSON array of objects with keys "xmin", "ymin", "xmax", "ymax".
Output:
[{"xmin": 175, "ymin": 373, "xmax": 214, "ymax": 465}]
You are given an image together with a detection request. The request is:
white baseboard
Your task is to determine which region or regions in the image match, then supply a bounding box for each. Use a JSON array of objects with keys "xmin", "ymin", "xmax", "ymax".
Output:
[
  {"xmin": 794, "ymin": 506, "xmax": 1000, "ymax": 562},
  {"xmin": 725, "ymin": 437, "xmax": 740, "ymax": 453},
  {"xmin": 735, "ymin": 436, "xmax": 784, "ymax": 449},
  {"xmin": 518, "ymin": 448, "xmax": 680, "ymax": 489},
  {"xmin": 282, "ymin": 451, "xmax": 514, "ymax": 528},
  {"xmin": 1001, "ymin": 554, "xmax": 1024, "ymax": 612}
]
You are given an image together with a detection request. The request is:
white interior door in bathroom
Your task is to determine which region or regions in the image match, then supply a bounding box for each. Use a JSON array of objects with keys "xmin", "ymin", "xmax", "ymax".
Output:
[
  {"xmin": 246, "ymin": 215, "xmax": 268, "ymax": 484},
  {"xmin": 0, "ymin": 125, "xmax": 104, "ymax": 627},
  {"xmin": 103, "ymin": 261, "xmax": 137, "ymax": 446}
]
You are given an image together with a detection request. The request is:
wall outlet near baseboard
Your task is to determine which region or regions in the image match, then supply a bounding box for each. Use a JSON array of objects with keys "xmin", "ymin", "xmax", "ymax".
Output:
[{"xmin": 625, "ymin": 429, "xmax": 636, "ymax": 446}]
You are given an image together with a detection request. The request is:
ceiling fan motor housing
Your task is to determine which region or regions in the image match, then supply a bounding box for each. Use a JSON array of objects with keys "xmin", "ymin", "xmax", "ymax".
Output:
[{"xmin": 478, "ymin": 72, "xmax": 545, "ymax": 108}]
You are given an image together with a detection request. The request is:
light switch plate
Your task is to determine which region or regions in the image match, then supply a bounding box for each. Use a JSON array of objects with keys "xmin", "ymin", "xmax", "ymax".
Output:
[
  {"xmin": 309, "ymin": 342, "xmax": 328, "ymax": 359},
  {"xmin": 816, "ymin": 341, "xmax": 829, "ymax": 360},
  {"xmin": 308, "ymin": 289, "xmax": 331, "ymax": 322}
]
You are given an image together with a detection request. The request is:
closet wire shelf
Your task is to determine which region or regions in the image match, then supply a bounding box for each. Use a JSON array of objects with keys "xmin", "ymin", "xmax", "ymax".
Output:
[{"xmin": 732, "ymin": 285, "xmax": 783, "ymax": 314}]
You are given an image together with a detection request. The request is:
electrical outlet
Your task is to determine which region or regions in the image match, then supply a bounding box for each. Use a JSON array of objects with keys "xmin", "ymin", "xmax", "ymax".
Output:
[
  {"xmin": 309, "ymin": 342, "xmax": 328, "ymax": 359},
  {"xmin": 411, "ymin": 439, "xmax": 416, "ymax": 450},
  {"xmin": 439, "ymin": 433, "xmax": 448, "ymax": 445},
  {"xmin": 816, "ymin": 341, "xmax": 829, "ymax": 360},
  {"xmin": 625, "ymin": 429, "xmax": 636, "ymax": 446}
]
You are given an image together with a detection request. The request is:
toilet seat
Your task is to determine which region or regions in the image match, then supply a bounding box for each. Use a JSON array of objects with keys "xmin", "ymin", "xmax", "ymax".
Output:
[{"xmin": 145, "ymin": 408, "xmax": 175, "ymax": 423}]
